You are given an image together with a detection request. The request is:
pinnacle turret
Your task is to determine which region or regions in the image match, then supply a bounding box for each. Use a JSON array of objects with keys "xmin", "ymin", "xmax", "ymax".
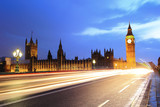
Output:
[
  {"xmin": 30, "ymin": 31, "xmax": 34, "ymax": 43},
  {"xmin": 126, "ymin": 22, "xmax": 133, "ymax": 36}
]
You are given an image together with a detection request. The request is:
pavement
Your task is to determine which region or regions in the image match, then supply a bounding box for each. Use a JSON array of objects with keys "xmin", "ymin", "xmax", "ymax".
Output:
[
  {"xmin": 148, "ymin": 71, "xmax": 160, "ymax": 107},
  {"xmin": 0, "ymin": 69, "xmax": 152, "ymax": 107}
]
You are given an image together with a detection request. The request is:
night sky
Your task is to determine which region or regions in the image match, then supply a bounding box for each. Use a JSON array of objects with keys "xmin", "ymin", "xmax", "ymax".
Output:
[{"xmin": 0, "ymin": 0, "xmax": 160, "ymax": 64}]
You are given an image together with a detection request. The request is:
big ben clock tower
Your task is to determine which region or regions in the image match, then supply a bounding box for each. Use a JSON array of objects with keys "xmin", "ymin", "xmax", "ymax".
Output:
[{"xmin": 125, "ymin": 22, "xmax": 136, "ymax": 69}]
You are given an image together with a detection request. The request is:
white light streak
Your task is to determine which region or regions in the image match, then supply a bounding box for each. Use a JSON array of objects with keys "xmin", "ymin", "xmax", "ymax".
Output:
[
  {"xmin": 98, "ymin": 100, "xmax": 110, "ymax": 107},
  {"xmin": 119, "ymin": 85, "xmax": 130, "ymax": 93}
]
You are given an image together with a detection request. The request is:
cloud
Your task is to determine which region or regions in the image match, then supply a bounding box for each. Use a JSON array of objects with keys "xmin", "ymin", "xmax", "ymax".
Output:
[
  {"xmin": 75, "ymin": 17, "xmax": 160, "ymax": 41},
  {"xmin": 75, "ymin": 27, "xmax": 109, "ymax": 36},
  {"xmin": 131, "ymin": 18, "xmax": 160, "ymax": 41},
  {"xmin": 108, "ymin": 0, "xmax": 160, "ymax": 12},
  {"xmin": 97, "ymin": 14, "xmax": 124, "ymax": 23},
  {"xmin": 75, "ymin": 23, "xmax": 127, "ymax": 36}
]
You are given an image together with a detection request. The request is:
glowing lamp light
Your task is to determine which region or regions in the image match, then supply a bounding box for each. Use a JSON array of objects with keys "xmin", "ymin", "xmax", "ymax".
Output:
[
  {"xmin": 92, "ymin": 59, "xmax": 96, "ymax": 69},
  {"xmin": 19, "ymin": 52, "xmax": 23, "ymax": 57},
  {"xmin": 16, "ymin": 49, "xmax": 20, "ymax": 53},
  {"xmin": 13, "ymin": 48, "xmax": 23, "ymax": 59},
  {"xmin": 13, "ymin": 51, "xmax": 17, "ymax": 57},
  {"xmin": 115, "ymin": 63, "xmax": 118, "ymax": 69},
  {"xmin": 13, "ymin": 48, "xmax": 23, "ymax": 73},
  {"xmin": 93, "ymin": 59, "xmax": 96, "ymax": 64}
]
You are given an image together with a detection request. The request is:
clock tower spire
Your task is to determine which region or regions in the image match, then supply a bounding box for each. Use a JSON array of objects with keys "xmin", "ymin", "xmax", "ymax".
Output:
[
  {"xmin": 125, "ymin": 22, "xmax": 136, "ymax": 69},
  {"xmin": 127, "ymin": 22, "xmax": 133, "ymax": 35}
]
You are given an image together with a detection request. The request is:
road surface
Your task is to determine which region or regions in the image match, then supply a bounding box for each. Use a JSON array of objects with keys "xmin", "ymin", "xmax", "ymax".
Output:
[{"xmin": 0, "ymin": 69, "xmax": 152, "ymax": 107}]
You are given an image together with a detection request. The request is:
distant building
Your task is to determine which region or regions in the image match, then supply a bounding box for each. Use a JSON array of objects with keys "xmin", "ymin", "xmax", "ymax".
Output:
[
  {"xmin": 91, "ymin": 23, "xmax": 136, "ymax": 69},
  {"xmin": 158, "ymin": 57, "xmax": 160, "ymax": 70},
  {"xmin": 113, "ymin": 58, "xmax": 127, "ymax": 69},
  {"xmin": 0, "ymin": 57, "xmax": 11, "ymax": 72},
  {"xmin": 125, "ymin": 22, "xmax": 136, "ymax": 68},
  {"xmin": 91, "ymin": 48, "xmax": 114, "ymax": 69},
  {"xmin": 9, "ymin": 36, "xmax": 92, "ymax": 72},
  {"xmin": 25, "ymin": 33, "xmax": 38, "ymax": 60},
  {"xmin": 1, "ymin": 22, "xmax": 137, "ymax": 72},
  {"xmin": 91, "ymin": 49, "xmax": 127, "ymax": 69}
]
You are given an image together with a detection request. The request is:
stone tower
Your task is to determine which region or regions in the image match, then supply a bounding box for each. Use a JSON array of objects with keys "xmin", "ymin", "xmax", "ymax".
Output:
[
  {"xmin": 25, "ymin": 32, "xmax": 38, "ymax": 60},
  {"xmin": 48, "ymin": 50, "xmax": 52, "ymax": 60},
  {"xmin": 104, "ymin": 48, "xmax": 114, "ymax": 68},
  {"xmin": 125, "ymin": 22, "xmax": 136, "ymax": 69},
  {"xmin": 57, "ymin": 39, "xmax": 66, "ymax": 70}
]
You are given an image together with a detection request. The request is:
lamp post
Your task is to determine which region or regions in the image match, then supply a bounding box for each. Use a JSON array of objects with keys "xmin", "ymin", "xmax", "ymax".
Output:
[
  {"xmin": 115, "ymin": 63, "xmax": 117, "ymax": 69},
  {"xmin": 92, "ymin": 59, "xmax": 96, "ymax": 69},
  {"xmin": 13, "ymin": 48, "xmax": 22, "ymax": 73}
]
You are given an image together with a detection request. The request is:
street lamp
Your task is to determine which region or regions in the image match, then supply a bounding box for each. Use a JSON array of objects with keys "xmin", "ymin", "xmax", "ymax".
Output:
[
  {"xmin": 92, "ymin": 59, "xmax": 96, "ymax": 69},
  {"xmin": 125, "ymin": 66, "xmax": 127, "ymax": 69},
  {"xmin": 115, "ymin": 63, "xmax": 117, "ymax": 69},
  {"xmin": 13, "ymin": 48, "xmax": 22, "ymax": 72}
]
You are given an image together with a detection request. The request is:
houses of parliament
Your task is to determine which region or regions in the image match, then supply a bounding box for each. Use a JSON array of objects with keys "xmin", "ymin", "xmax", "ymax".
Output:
[{"xmin": 0, "ymin": 23, "xmax": 136, "ymax": 72}]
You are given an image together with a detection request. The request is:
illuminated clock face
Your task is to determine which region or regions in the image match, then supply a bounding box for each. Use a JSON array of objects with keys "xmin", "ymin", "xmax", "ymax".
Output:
[{"xmin": 127, "ymin": 39, "xmax": 132, "ymax": 43}]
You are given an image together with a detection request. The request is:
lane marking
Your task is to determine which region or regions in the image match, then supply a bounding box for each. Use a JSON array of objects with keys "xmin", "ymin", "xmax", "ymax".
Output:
[
  {"xmin": 125, "ymin": 73, "xmax": 152, "ymax": 107},
  {"xmin": 119, "ymin": 85, "xmax": 130, "ymax": 93},
  {"xmin": 131, "ymin": 80, "xmax": 136, "ymax": 84},
  {"xmin": 98, "ymin": 100, "xmax": 110, "ymax": 107},
  {"xmin": 133, "ymin": 78, "xmax": 145, "ymax": 80}
]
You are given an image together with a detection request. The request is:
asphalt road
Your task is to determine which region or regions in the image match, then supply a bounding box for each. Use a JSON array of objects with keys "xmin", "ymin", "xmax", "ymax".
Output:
[{"xmin": 0, "ymin": 69, "xmax": 151, "ymax": 107}]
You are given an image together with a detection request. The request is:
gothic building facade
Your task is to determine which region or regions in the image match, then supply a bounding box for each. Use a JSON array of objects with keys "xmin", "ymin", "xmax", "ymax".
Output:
[
  {"xmin": 91, "ymin": 48, "xmax": 127, "ymax": 69},
  {"xmin": 1, "ymin": 22, "xmax": 137, "ymax": 72},
  {"xmin": 91, "ymin": 23, "xmax": 136, "ymax": 69},
  {"xmin": 25, "ymin": 36, "xmax": 38, "ymax": 60},
  {"xmin": 10, "ymin": 37, "xmax": 92, "ymax": 72},
  {"xmin": 91, "ymin": 49, "xmax": 114, "ymax": 69}
]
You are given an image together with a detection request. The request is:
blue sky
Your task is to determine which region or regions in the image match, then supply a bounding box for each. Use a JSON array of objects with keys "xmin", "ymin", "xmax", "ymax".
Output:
[{"xmin": 0, "ymin": 0, "xmax": 160, "ymax": 64}]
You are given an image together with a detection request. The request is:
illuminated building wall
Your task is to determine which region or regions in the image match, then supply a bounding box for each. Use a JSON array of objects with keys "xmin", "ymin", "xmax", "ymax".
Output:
[
  {"xmin": 30, "ymin": 58, "xmax": 92, "ymax": 72},
  {"xmin": 9, "ymin": 37, "xmax": 92, "ymax": 72},
  {"xmin": 25, "ymin": 34, "xmax": 38, "ymax": 60},
  {"xmin": 8, "ymin": 23, "xmax": 137, "ymax": 72},
  {"xmin": 91, "ymin": 49, "xmax": 114, "ymax": 69},
  {"xmin": 125, "ymin": 23, "xmax": 136, "ymax": 69},
  {"xmin": 11, "ymin": 64, "xmax": 29, "ymax": 72},
  {"xmin": 0, "ymin": 57, "xmax": 11, "ymax": 72},
  {"xmin": 113, "ymin": 58, "xmax": 127, "ymax": 69}
]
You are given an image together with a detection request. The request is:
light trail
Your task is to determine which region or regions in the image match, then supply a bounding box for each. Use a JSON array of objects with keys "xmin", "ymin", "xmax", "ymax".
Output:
[
  {"xmin": 0, "ymin": 68, "xmax": 152, "ymax": 101},
  {"xmin": 0, "ymin": 72, "xmax": 116, "ymax": 93},
  {"xmin": 98, "ymin": 100, "xmax": 110, "ymax": 107},
  {"xmin": 0, "ymin": 73, "xmax": 117, "ymax": 101}
]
